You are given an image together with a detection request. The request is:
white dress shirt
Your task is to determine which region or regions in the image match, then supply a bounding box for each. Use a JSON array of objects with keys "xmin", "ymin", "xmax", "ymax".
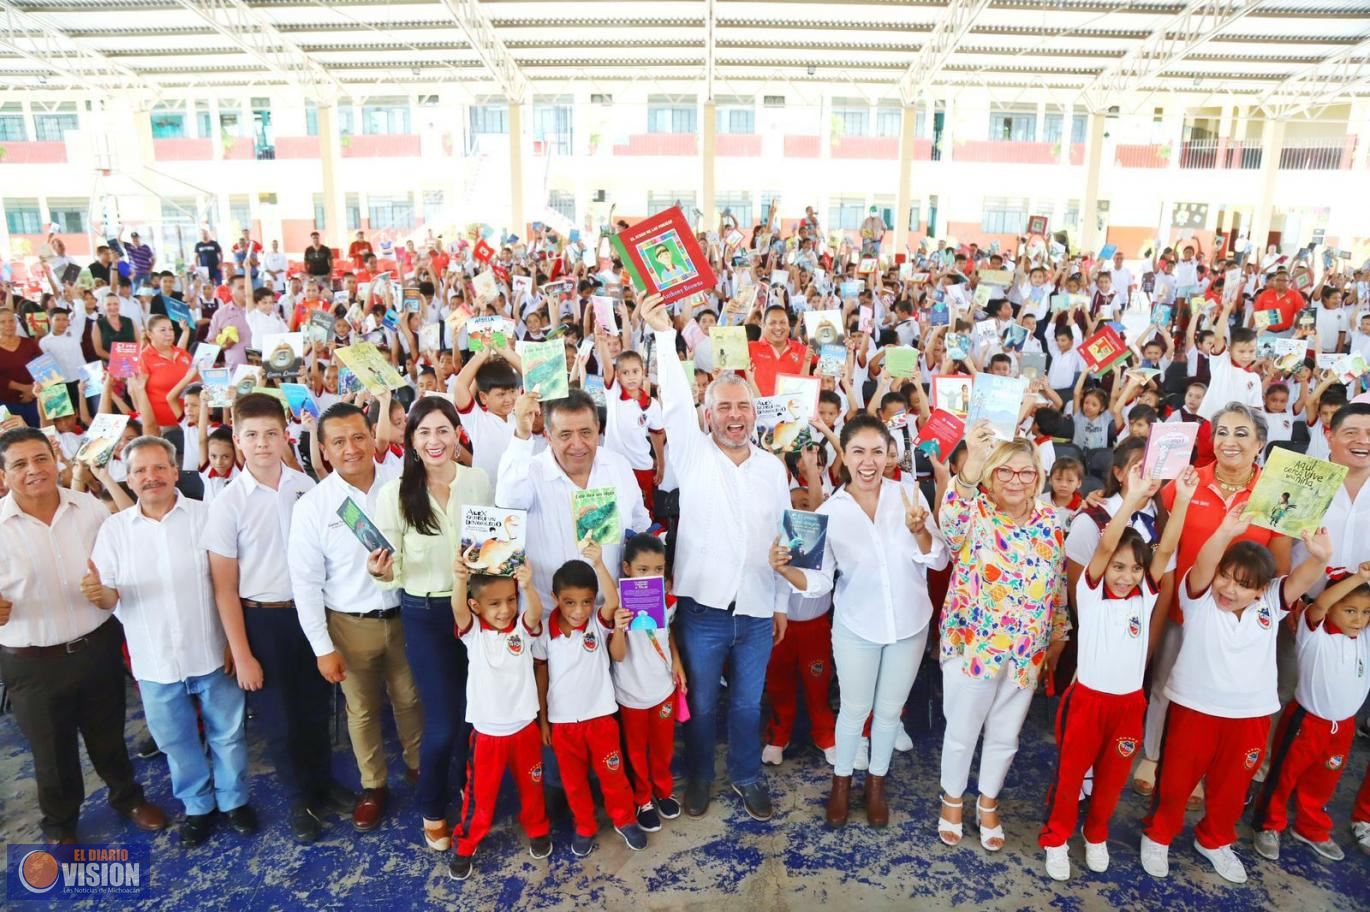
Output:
[
  {"xmin": 0, "ymin": 489, "xmax": 113, "ymax": 647},
  {"xmin": 654, "ymin": 328, "xmax": 791, "ymax": 619},
  {"xmin": 288, "ymin": 461, "xmax": 402, "ymax": 657},
  {"xmin": 495, "ymin": 434, "xmax": 650, "ymax": 609},
  {"xmin": 1292, "ymin": 476, "xmax": 1370, "ymax": 597},
  {"xmin": 91, "ymin": 493, "xmax": 225, "ymax": 684},
  {"xmin": 795, "ymin": 480, "xmax": 948, "ymax": 644},
  {"xmin": 203, "ymin": 465, "xmax": 315, "ymax": 601}
]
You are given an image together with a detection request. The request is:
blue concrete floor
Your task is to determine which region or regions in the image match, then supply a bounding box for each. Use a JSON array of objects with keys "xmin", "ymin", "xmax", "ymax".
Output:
[{"xmin": 0, "ymin": 673, "xmax": 1366, "ymax": 911}]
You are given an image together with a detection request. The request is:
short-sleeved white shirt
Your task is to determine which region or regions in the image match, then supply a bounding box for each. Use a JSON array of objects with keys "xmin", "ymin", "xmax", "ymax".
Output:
[
  {"xmin": 603, "ymin": 382, "xmax": 665, "ymax": 471},
  {"xmin": 458, "ymin": 611, "xmax": 542, "ymax": 735},
  {"xmin": 455, "ymin": 399, "xmax": 517, "ymax": 486},
  {"xmin": 1294, "ymin": 613, "xmax": 1370, "ymax": 722},
  {"xmin": 202, "ymin": 465, "xmax": 315, "ymax": 601},
  {"xmin": 531, "ymin": 610, "xmax": 619, "ymax": 723},
  {"xmin": 610, "ymin": 601, "xmax": 676, "ymax": 709},
  {"xmin": 1074, "ymin": 571, "xmax": 1156, "ymax": 695}
]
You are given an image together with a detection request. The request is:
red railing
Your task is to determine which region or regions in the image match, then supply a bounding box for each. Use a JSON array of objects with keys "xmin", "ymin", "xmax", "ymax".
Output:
[
  {"xmin": 831, "ymin": 136, "xmax": 898, "ymax": 159},
  {"xmin": 153, "ymin": 138, "xmax": 213, "ymax": 161},
  {"xmin": 340, "ymin": 134, "xmax": 422, "ymax": 158},
  {"xmin": 611, "ymin": 133, "xmax": 698, "ymax": 156},
  {"xmin": 275, "ymin": 136, "xmax": 321, "ymax": 159},
  {"xmin": 952, "ymin": 140, "xmax": 1063, "ymax": 164},
  {"xmin": 783, "ymin": 135, "xmax": 820, "ymax": 158},
  {"xmin": 0, "ymin": 141, "xmax": 67, "ymax": 164},
  {"xmin": 716, "ymin": 134, "xmax": 762, "ymax": 157}
]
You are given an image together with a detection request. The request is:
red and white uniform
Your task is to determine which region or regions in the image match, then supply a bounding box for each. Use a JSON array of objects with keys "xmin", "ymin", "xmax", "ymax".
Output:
[
  {"xmin": 764, "ymin": 590, "xmax": 836, "ymax": 753},
  {"xmin": 1040, "ymin": 572, "xmax": 1154, "ymax": 847},
  {"xmin": 1145, "ymin": 575, "xmax": 1287, "ymax": 849},
  {"xmin": 613, "ymin": 596, "xmax": 679, "ymax": 807},
  {"xmin": 454, "ymin": 611, "xmax": 548, "ymax": 856},
  {"xmin": 454, "ymin": 397, "xmax": 517, "ymax": 486},
  {"xmin": 604, "ymin": 381, "xmax": 664, "ymax": 514},
  {"xmin": 198, "ymin": 462, "xmax": 238, "ymax": 507},
  {"xmin": 1252, "ymin": 612, "xmax": 1370, "ymax": 842},
  {"xmin": 533, "ymin": 609, "xmax": 636, "ymax": 836}
]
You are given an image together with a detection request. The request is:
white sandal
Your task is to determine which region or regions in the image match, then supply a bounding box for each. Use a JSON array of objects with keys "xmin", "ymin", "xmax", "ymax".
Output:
[
  {"xmin": 976, "ymin": 798, "xmax": 1005, "ymax": 852},
  {"xmin": 938, "ymin": 796, "xmax": 964, "ymax": 846}
]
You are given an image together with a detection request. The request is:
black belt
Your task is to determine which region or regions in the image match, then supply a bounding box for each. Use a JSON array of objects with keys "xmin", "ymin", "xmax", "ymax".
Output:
[
  {"xmin": 328, "ymin": 606, "xmax": 400, "ymax": 620},
  {"xmin": 2, "ymin": 621, "xmax": 109, "ymax": 657},
  {"xmin": 242, "ymin": 598, "xmax": 294, "ymax": 610}
]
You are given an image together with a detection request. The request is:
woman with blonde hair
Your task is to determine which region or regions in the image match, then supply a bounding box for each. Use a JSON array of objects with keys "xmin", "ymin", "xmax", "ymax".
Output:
[{"xmin": 935, "ymin": 421, "xmax": 1070, "ymax": 851}]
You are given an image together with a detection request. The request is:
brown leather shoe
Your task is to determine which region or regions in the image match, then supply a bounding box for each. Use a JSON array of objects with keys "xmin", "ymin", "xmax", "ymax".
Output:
[
  {"xmin": 865, "ymin": 775, "xmax": 889, "ymax": 828},
  {"xmin": 124, "ymin": 801, "xmax": 168, "ymax": 832},
  {"xmin": 352, "ymin": 787, "xmax": 388, "ymax": 832},
  {"xmin": 825, "ymin": 775, "xmax": 851, "ymax": 827}
]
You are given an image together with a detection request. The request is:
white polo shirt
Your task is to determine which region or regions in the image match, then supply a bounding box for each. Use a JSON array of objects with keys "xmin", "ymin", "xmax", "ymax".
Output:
[
  {"xmin": 611, "ymin": 601, "xmax": 676, "ymax": 710},
  {"xmin": 459, "ymin": 612, "xmax": 542, "ymax": 735},
  {"xmin": 1197, "ymin": 350, "xmax": 1263, "ymax": 421},
  {"xmin": 91, "ymin": 493, "xmax": 225, "ymax": 684},
  {"xmin": 203, "ymin": 464, "xmax": 315, "ymax": 601},
  {"xmin": 531, "ymin": 610, "xmax": 619, "ymax": 724},
  {"xmin": 1166, "ymin": 575, "xmax": 1288, "ymax": 718},
  {"xmin": 604, "ymin": 381, "xmax": 664, "ymax": 471},
  {"xmin": 1074, "ymin": 572, "xmax": 1156, "ymax": 695},
  {"xmin": 1294, "ymin": 614, "xmax": 1370, "ymax": 722},
  {"xmin": 1261, "ymin": 408, "xmax": 1295, "ymax": 445}
]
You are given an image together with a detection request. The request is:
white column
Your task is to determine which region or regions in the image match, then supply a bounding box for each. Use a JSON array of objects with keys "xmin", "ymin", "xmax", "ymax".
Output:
[
  {"xmin": 702, "ymin": 100, "xmax": 716, "ymax": 233},
  {"xmin": 1081, "ymin": 112, "xmax": 1107, "ymax": 252},
  {"xmin": 317, "ymin": 103, "xmax": 345, "ymax": 243},
  {"xmin": 893, "ymin": 102, "xmax": 917, "ymax": 254},
  {"xmin": 509, "ymin": 101, "xmax": 525, "ymax": 238},
  {"xmin": 1247, "ymin": 118, "xmax": 1286, "ymax": 254}
]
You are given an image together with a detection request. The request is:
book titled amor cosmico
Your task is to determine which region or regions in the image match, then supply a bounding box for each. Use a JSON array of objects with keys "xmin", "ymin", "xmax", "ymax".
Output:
[
  {"xmin": 1246, "ymin": 449, "xmax": 1347, "ymax": 538},
  {"xmin": 460, "ymin": 506, "xmax": 528, "ymax": 577},
  {"xmin": 336, "ymin": 496, "xmax": 395, "ymax": 554},
  {"xmin": 619, "ymin": 576, "xmax": 669, "ymax": 631},
  {"xmin": 780, "ymin": 509, "xmax": 828, "ymax": 572},
  {"xmin": 571, "ymin": 487, "xmax": 619, "ymax": 544},
  {"xmin": 610, "ymin": 206, "xmax": 717, "ymax": 308},
  {"xmin": 754, "ymin": 393, "xmax": 814, "ymax": 455}
]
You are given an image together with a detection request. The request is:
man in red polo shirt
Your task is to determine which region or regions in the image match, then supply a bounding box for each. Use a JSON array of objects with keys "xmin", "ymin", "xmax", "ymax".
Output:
[
  {"xmin": 1252, "ymin": 269, "xmax": 1305, "ymax": 333},
  {"xmin": 747, "ymin": 305, "xmax": 809, "ymax": 396}
]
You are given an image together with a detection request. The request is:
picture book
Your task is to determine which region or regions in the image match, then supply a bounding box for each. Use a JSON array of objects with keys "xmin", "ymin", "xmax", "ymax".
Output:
[
  {"xmin": 460, "ymin": 506, "xmax": 528, "ymax": 577},
  {"xmin": 1098, "ymin": 244, "xmax": 1117, "ymax": 260},
  {"xmin": 932, "ymin": 374, "xmax": 973, "ymax": 418},
  {"xmin": 191, "ymin": 342, "xmax": 221, "ymax": 371},
  {"xmin": 590, "ymin": 295, "xmax": 618, "ymax": 334},
  {"xmin": 1002, "ymin": 323, "xmax": 1028, "ymax": 352},
  {"xmin": 336, "ymin": 496, "xmax": 395, "ymax": 554},
  {"xmin": 201, "ymin": 367, "xmax": 233, "ymax": 408},
  {"xmin": 770, "ymin": 268, "xmax": 789, "ymax": 288},
  {"xmin": 818, "ymin": 343, "xmax": 845, "ymax": 377},
  {"xmin": 81, "ymin": 361, "xmax": 106, "ymax": 397},
  {"xmin": 1142, "ymin": 422, "xmax": 1199, "ymax": 479},
  {"xmin": 780, "ymin": 509, "xmax": 828, "ymax": 572},
  {"xmin": 261, "ymin": 332, "xmax": 304, "ymax": 381},
  {"xmin": 466, "ymin": 315, "xmax": 509, "ymax": 352},
  {"xmin": 1247, "ymin": 449, "xmax": 1348, "ymax": 537},
  {"xmin": 24, "ymin": 311, "xmax": 48, "ymax": 337},
  {"xmin": 280, "ymin": 383, "xmax": 320, "ymax": 421},
  {"xmin": 928, "ymin": 300, "xmax": 950, "ymax": 327},
  {"xmin": 1335, "ymin": 352, "xmax": 1369, "ymax": 384},
  {"xmin": 979, "ymin": 269, "xmax": 1013, "ymax": 286},
  {"xmin": 304, "ymin": 310, "xmax": 336, "ymax": 347},
  {"xmin": 1019, "ymin": 351, "xmax": 1047, "ymax": 380},
  {"xmin": 37, "ymin": 381, "xmax": 73, "ymax": 419},
  {"xmin": 916, "ymin": 408, "xmax": 965, "ymax": 460},
  {"xmin": 884, "ymin": 346, "xmax": 920, "ymax": 379},
  {"xmin": 417, "ymin": 322, "xmax": 440, "ymax": 354},
  {"xmin": 682, "ymin": 319, "xmax": 707, "ymax": 351},
  {"xmin": 1254, "ymin": 309, "xmax": 1280, "ymax": 330},
  {"xmin": 1273, "ymin": 338, "xmax": 1309, "ymax": 373},
  {"xmin": 334, "ymin": 342, "xmax": 407, "ymax": 394},
  {"xmin": 754, "ymin": 392, "xmax": 814, "ymax": 454},
  {"xmin": 944, "ymin": 333, "xmax": 970, "ymax": 362},
  {"xmin": 804, "ymin": 310, "xmax": 845, "ymax": 347},
  {"xmin": 965, "ymin": 373, "xmax": 1026, "ymax": 440},
  {"xmin": 471, "ymin": 270, "xmax": 499, "ymax": 303},
  {"xmin": 1027, "ymin": 215, "xmax": 1049, "ymax": 235},
  {"xmin": 517, "ymin": 338, "xmax": 570, "ymax": 401},
  {"xmin": 1079, "ymin": 325, "xmax": 1131, "ymax": 375},
  {"xmin": 583, "ymin": 373, "xmax": 607, "ymax": 407},
  {"xmin": 572, "ymin": 487, "xmax": 619, "ymax": 544},
  {"xmin": 1151, "ymin": 303, "xmax": 1172, "ymax": 328},
  {"xmin": 26, "ymin": 354, "xmax": 62, "ymax": 389},
  {"xmin": 230, "ymin": 364, "xmax": 261, "ymax": 397},
  {"xmin": 164, "ymin": 295, "xmax": 194, "ymax": 329},
  {"xmin": 972, "ymin": 284, "xmax": 993, "ymax": 311},
  {"xmin": 774, "ymin": 373, "xmax": 820, "ymax": 414},
  {"xmin": 859, "ymin": 306, "xmax": 875, "ymax": 335},
  {"xmin": 610, "ymin": 206, "xmax": 718, "ymax": 306},
  {"xmin": 75, "ymin": 413, "xmax": 129, "ymax": 468},
  {"xmin": 402, "ymin": 287, "xmax": 422, "ymax": 312},
  {"xmin": 619, "ymin": 576, "xmax": 668, "ymax": 631},
  {"xmin": 710, "ymin": 326, "xmax": 751, "ymax": 371},
  {"xmin": 839, "ymin": 279, "xmax": 862, "ymax": 300}
]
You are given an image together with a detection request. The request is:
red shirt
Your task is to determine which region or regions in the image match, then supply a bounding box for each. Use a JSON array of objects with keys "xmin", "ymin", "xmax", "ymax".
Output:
[
  {"xmin": 139, "ymin": 344, "xmax": 193, "ymax": 427},
  {"xmin": 348, "ymin": 240, "xmax": 373, "ymax": 268},
  {"xmin": 1252, "ymin": 287, "xmax": 1305, "ymax": 332},
  {"xmin": 0, "ymin": 336, "xmax": 42, "ymax": 406},
  {"xmin": 747, "ymin": 338, "xmax": 809, "ymax": 397}
]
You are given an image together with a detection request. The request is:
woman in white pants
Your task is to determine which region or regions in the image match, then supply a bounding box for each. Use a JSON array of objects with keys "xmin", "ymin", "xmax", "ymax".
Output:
[
  {"xmin": 936, "ymin": 422, "xmax": 1070, "ymax": 850},
  {"xmin": 770, "ymin": 415, "xmax": 948, "ymax": 827}
]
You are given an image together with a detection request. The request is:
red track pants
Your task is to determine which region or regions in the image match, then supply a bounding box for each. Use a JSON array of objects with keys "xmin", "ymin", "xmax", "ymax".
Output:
[
  {"xmin": 632, "ymin": 468, "xmax": 656, "ymax": 518},
  {"xmin": 619, "ymin": 696, "xmax": 676, "ymax": 807},
  {"xmin": 764, "ymin": 613, "xmax": 836, "ymax": 750},
  {"xmin": 1039, "ymin": 683, "xmax": 1145, "ymax": 847},
  {"xmin": 455, "ymin": 721, "xmax": 549, "ymax": 857},
  {"xmin": 1143, "ymin": 702, "xmax": 1270, "ymax": 849},
  {"xmin": 1251, "ymin": 702, "xmax": 1356, "ymax": 842},
  {"xmin": 551, "ymin": 714, "xmax": 638, "ymax": 836}
]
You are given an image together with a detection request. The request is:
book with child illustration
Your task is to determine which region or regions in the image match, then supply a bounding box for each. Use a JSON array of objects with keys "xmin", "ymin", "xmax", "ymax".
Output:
[
  {"xmin": 336, "ymin": 496, "xmax": 394, "ymax": 554},
  {"xmin": 516, "ymin": 338, "xmax": 570, "ymax": 401},
  {"xmin": 619, "ymin": 576, "xmax": 668, "ymax": 630},
  {"xmin": 932, "ymin": 375, "xmax": 973, "ymax": 419},
  {"xmin": 817, "ymin": 343, "xmax": 845, "ymax": 377},
  {"xmin": 466, "ymin": 316, "xmax": 509, "ymax": 352},
  {"xmin": 1142, "ymin": 422, "xmax": 1199, "ymax": 479},
  {"xmin": 201, "ymin": 367, "xmax": 233, "ymax": 408},
  {"xmin": 1247, "ymin": 449, "xmax": 1348, "ymax": 537},
  {"xmin": 75, "ymin": 413, "xmax": 128, "ymax": 468},
  {"xmin": 280, "ymin": 383, "xmax": 320, "ymax": 421},
  {"xmin": 754, "ymin": 393, "xmax": 814, "ymax": 455},
  {"xmin": 572, "ymin": 487, "xmax": 620, "ymax": 544},
  {"xmin": 780, "ymin": 509, "xmax": 828, "ymax": 571},
  {"xmin": 334, "ymin": 342, "xmax": 407, "ymax": 394},
  {"xmin": 192, "ymin": 342, "xmax": 222, "ymax": 371},
  {"xmin": 710, "ymin": 326, "xmax": 751, "ymax": 371},
  {"xmin": 944, "ymin": 333, "xmax": 971, "ymax": 362},
  {"xmin": 965, "ymin": 373, "xmax": 1027, "ymax": 440},
  {"xmin": 610, "ymin": 206, "xmax": 717, "ymax": 307},
  {"xmin": 460, "ymin": 506, "xmax": 528, "ymax": 577}
]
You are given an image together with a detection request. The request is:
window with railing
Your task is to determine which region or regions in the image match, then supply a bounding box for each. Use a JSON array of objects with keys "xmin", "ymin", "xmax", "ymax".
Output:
[
  {"xmin": 1063, "ymin": 200, "xmax": 1080, "ymax": 230},
  {"xmin": 423, "ymin": 189, "xmax": 445, "ymax": 212},
  {"xmin": 5, "ymin": 201, "xmax": 42, "ymax": 234},
  {"xmin": 829, "ymin": 198, "xmax": 865, "ymax": 231},
  {"xmin": 229, "ymin": 196, "xmax": 252, "ymax": 233},
  {"xmin": 647, "ymin": 98, "xmax": 697, "ymax": 134},
  {"xmin": 715, "ymin": 106, "xmax": 755, "ymax": 134},
  {"xmin": 0, "ymin": 114, "xmax": 27, "ymax": 142},
  {"xmin": 48, "ymin": 200, "xmax": 88, "ymax": 233},
  {"xmin": 150, "ymin": 112, "xmax": 185, "ymax": 139},
  {"xmin": 717, "ymin": 193, "xmax": 753, "ymax": 229},
  {"xmin": 989, "ymin": 112, "xmax": 1036, "ymax": 142},
  {"xmin": 875, "ymin": 106, "xmax": 902, "ymax": 138},
  {"xmin": 647, "ymin": 192, "xmax": 695, "ymax": 217},
  {"xmin": 338, "ymin": 104, "xmax": 355, "ymax": 137},
  {"xmin": 305, "ymin": 102, "xmax": 319, "ymax": 137},
  {"xmin": 832, "ymin": 101, "xmax": 869, "ymax": 137},
  {"xmin": 547, "ymin": 190, "xmax": 576, "ymax": 223},
  {"xmin": 362, "ymin": 98, "xmax": 411, "ymax": 135},
  {"xmin": 33, "ymin": 113, "xmax": 78, "ymax": 142},
  {"xmin": 981, "ymin": 197, "xmax": 1028, "ymax": 233},
  {"xmin": 469, "ymin": 103, "xmax": 508, "ymax": 135},
  {"xmin": 346, "ymin": 194, "xmax": 361, "ymax": 231},
  {"xmin": 1043, "ymin": 114, "xmax": 1086, "ymax": 145},
  {"xmin": 533, "ymin": 101, "xmax": 573, "ymax": 155},
  {"xmin": 369, "ymin": 194, "xmax": 416, "ymax": 230}
]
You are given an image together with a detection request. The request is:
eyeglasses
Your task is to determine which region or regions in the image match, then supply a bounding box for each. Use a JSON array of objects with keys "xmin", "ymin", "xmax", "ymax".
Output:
[{"xmin": 992, "ymin": 466, "xmax": 1039, "ymax": 485}]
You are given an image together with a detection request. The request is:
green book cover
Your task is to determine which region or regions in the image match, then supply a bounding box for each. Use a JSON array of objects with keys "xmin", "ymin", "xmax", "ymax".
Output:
[
  {"xmin": 517, "ymin": 338, "xmax": 570, "ymax": 401},
  {"xmin": 38, "ymin": 381, "xmax": 74, "ymax": 419},
  {"xmin": 1247, "ymin": 449, "xmax": 1348, "ymax": 537},
  {"xmin": 885, "ymin": 346, "xmax": 920, "ymax": 379},
  {"xmin": 572, "ymin": 486, "xmax": 620, "ymax": 544}
]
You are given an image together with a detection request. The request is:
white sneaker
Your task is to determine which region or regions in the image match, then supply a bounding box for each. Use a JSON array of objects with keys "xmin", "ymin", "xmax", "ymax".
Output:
[
  {"xmin": 761, "ymin": 744, "xmax": 785, "ymax": 766},
  {"xmin": 1044, "ymin": 844, "xmax": 1070, "ymax": 881},
  {"xmin": 852, "ymin": 737, "xmax": 870, "ymax": 771},
  {"xmin": 1194, "ymin": 840, "xmax": 1248, "ymax": 884},
  {"xmin": 1140, "ymin": 835, "xmax": 1170, "ymax": 878},
  {"xmin": 1290, "ymin": 829, "xmax": 1345, "ymax": 861},
  {"xmin": 1084, "ymin": 840, "xmax": 1109, "ymax": 872},
  {"xmin": 1352, "ymin": 821, "xmax": 1370, "ymax": 856},
  {"xmin": 894, "ymin": 726, "xmax": 913, "ymax": 752},
  {"xmin": 822, "ymin": 745, "xmax": 837, "ymax": 766}
]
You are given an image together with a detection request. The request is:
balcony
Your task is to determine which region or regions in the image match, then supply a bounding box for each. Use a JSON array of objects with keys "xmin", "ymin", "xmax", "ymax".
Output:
[
  {"xmin": 1178, "ymin": 139, "xmax": 1262, "ymax": 169},
  {"xmin": 224, "ymin": 136, "xmax": 254, "ymax": 160},
  {"xmin": 611, "ymin": 133, "xmax": 698, "ymax": 156},
  {"xmin": 0, "ymin": 141, "xmax": 67, "ymax": 164},
  {"xmin": 275, "ymin": 136, "xmax": 320, "ymax": 159},
  {"xmin": 716, "ymin": 134, "xmax": 762, "ymax": 156},
  {"xmin": 953, "ymin": 140, "xmax": 1082, "ymax": 165},
  {"xmin": 1279, "ymin": 138, "xmax": 1356, "ymax": 170},
  {"xmin": 340, "ymin": 134, "xmax": 422, "ymax": 158},
  {"xmin": 531, "ymin": 135, "xmax": 574, "ymax": 156},
  {"xmin": 831, "ymin": 136, "xmax": 898, "ymax": 159},
  {"xmin": 153, "ymin": 138, "xmax": 213, "ymax": 161},
  {"xmin": 1114, "ymin": 143, "xmax": 1168, "ymax": 168},
  {"xmin": 783, "ymin": 135, "xmax": 820, "ymax": 158}
]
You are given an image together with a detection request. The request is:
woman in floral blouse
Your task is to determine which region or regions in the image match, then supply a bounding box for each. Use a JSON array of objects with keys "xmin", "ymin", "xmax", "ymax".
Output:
[{"xmin": 935, "ymin": 420, "xmax": 1070, "ymax": 851}]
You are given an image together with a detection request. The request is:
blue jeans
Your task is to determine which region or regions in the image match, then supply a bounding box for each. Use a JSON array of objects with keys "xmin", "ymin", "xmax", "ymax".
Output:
[
  {"xmin": 676, "ymin": 597, "xmax": 773, "ymax": 787},
  {"xmin": 830, "ymin": 621, "xmax": 927, "ymax": 777},
  {"xmin": 400, "ymin": 592, "xmax": 469, "ymax": 821},
  {"xmin": 140, "ymin": 669, "xmax": 249, "ymax": 816}
]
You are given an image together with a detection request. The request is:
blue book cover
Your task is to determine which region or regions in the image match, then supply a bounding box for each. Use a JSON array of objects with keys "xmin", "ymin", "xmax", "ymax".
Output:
[
  {"xmin": 966, "ymin": 373, "xmax": 1027, "ymax": 440},
  {"xmin": 163, "ymin": 294, "xmax": 194, "ymax": 328},
  {"xmin": 780, "ymin": 509, "xmax": 828, "ymax": 571},
  {"xmin": 25, "ymin": 353, "xmax": 62, "ymax": 387}
]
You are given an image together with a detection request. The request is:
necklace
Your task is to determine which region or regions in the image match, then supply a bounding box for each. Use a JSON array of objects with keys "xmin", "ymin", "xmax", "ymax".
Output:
[{"xmin": 1214, "ymin": 467, "xmax": 1253, "ymax": 493}]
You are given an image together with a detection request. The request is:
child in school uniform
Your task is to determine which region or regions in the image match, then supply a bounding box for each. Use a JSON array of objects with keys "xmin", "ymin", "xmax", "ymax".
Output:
[
  {"xmin": 1039, "ymin": 463, "xmax": 1191, "ymax": 881},
  {"xmin": 447, "ymin": 562, "xmax": 551, "ymax": 881},
  {"xmin": 599, "ymin": 341, "xmax": 666, "ymax": 516},
  {"xmin": 1140, "ymin": 504, "xmax": 1332, "ymax": 884},
  {"xmin": 533, "ymin": 543, "xmax": 648, "ymax": 856},
  {"xmin": 612, "ymin": 534, "xmax": 685, "ymax": 831},
  {"xmin": 1251, "ymin": 561, "xmax": 1370, "ymax": 863}
]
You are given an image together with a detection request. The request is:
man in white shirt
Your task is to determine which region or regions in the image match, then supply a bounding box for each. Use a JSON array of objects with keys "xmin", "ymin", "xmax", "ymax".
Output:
[
  {"xmin": 496, "ymin": 389, "xmax": 650, "ymax": 610},
  {"xmin": 1107, "ymin": 250, "xmax": 1135, "ymax": 299},
  {"xmin": 1292, "ymin": 403, "xmax": 1370, "ymax": 597},
  {"xmin": 638, "ymin": 293, "xmax": 791, "ymax": 822},
  {"xmin": 88, "ymin": 435, "xmax": 255, "ymax": 846},
  {"xmin": 288, "ymin": 402, "xmax": 421, "ymax": 831},
  {"xmin": 262, "ymin": 240, "xmax": 289, "ymax": 293},
  {"xmin": 0, "ymin": 427, "xmax": 167, "ymax": 843},
  {"xmin": 204, "ymin": 392, "xmax": 344, "ymax": 843}
]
